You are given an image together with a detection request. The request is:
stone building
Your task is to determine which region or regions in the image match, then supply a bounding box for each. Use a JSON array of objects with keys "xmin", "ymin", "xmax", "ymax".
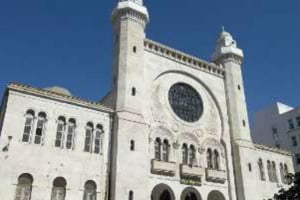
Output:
[
  {"xmin": 0, "ymin": 0, "xmax": 295, "ymax": 200},
  {"xmin": 253, "ymin": 102, "xmax": 300, "ymax": 172}
]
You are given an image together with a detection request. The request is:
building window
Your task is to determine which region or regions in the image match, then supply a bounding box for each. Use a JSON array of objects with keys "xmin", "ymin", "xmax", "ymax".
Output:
[
  {"xmin": 182, "ymin": 143, "xmax": 188, "ymax": 165},
  {"xmin": 248, "ymin": 163, "xmax": 252, "ymax": 172},
  {"xmin": 94, "ymin": 124, "xmax": 104, "ymax": 154},
  {"xmin": 66, "ymin": 119, "xmax": 76, "ymax": 149},
  {"xmin": 283, "ymin": 164, "xmax": 289, "ymax": 184},
  {"xmin": 130, "ymin": 140, "xmax": 135, "ymax": 151},
  {"xmin": 162, "ymin": 140, "xmax": 170, "ymax": 162},
  {"xmin": 14, "ymin": 173, "xmax": 33, "ymax": 200},
  {"xmin": 267, "ymin": 160, "xmax": 272, "ymax": 182},
  {"xmin": 34, "ymin": 112, "xmax": 46, "ymax": 145},
  {"xmin": 291, "ymin": 136, "xmax": 298, "ymax": 147},
  {"xmin": 133, "ymin": 46, "xmax": 137, "ymax": 53},
  {"xmin": 51, "ymin": 177, "xmax": 67, "ymax": 200},
  {"xmin": 154, "ymin": 138, "xmax": 161, "ymax": 160},
  {"xmin": 207, "ymin": 148, "xmax": 213, "ymax": 169},
  {"xmin": 83, "ymin": 180, "xmax": 97, "ymax": 200},
  {"xmin": 131, "ymin": 87, "xmax": 136, "ymax": 96},
  {"xmin": 84, "ymin": 122, "xmax": 94, "ymax": 152},
  {"xmin": 296, "ymin": 116, "xmax": 300, "ymax": 127},
  {"xmin": 272, "ymin": 161, "xmax": 278, "ymax": 182},
  {"xmin": 258, "ymin": 159, "xmax": 265, "ymax": 181},
  {"xmin": 55, "ymin": 117, "xmax": 66, "ymax": 148},
  {"xmin": 189, "ymin": 145, "xmax": 196, "ymax": 166},
  {"xmin": 22, "ymin": 110, "xmax": 35, "ymax": 143},
  {"xmin": 280, "ymin": 163, "xmax": 285, "ymax": 184},
  {"xmin": 213, "ymin": 150, "xmax": 220, "ymax": 170},
  {"xmin": 295, "ymin": 154, "xmax": 300, "ymax": 165},
  {"xmin": 129, "ymin": 190, "xmax": 133, "ymax": 200},
  {"xmin": 288, "ymin": 119, "xmax": 295, "ymax": 130}
]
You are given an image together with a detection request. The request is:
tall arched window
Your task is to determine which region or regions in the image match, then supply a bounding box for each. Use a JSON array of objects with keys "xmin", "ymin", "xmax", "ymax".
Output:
[
  {"xmin": 258, "ymin": 159, "xmax": 265, "ymax": 181},
  {"xmin": 213, "ymin": 150, "xmax": 220, "ymax": 170},
  {"xmin": 129, "ymin": 190, "xmax": 133, "ymax": 200},
  {"xmin": 189, "ymin": 145, "xmax": 196, "ymax": 166},
  {"xmin": 267, "ymin": 160, "xmax": 272, "ymax": 181},
  {"xmin": 34, "ymin": 112, "xmax": 46, "ymax": 144},
  {"xmin": 51, "ymin": 177, "xmax": 67, "ymax": 200},
  {"xmin": 14, "ymin": 173, "xmax": 33, "ymax": 200},
  {"xmin": 94, "ymin": 124, "xmax": 104, "ymax": 154},
  {"xmin": 162, "ymin": 139, "xmax": 170, "ymax": 162},
  {"xmin": 154, "ymin": 138, "xmax": 161, "ymax": 160},
  {"xmin": 272, "ymin": 161, "xmax": 278, "ymax": 182},
  {"xmin": 83, "ymin": 180, "xmax": 97, "ymax": 200},
  {"xmin": 280, "ymin": 163, "xmax": 284, "ymax": 183},
  {"xmin": 55, "ymin": 117, "xmax": 66, "ymax": 148},
  {"xmin": 84, "ymin": 122, "xmax": 94, "ymax": 152},
  {"xmin": 182, "ymin": 143, "xmax": 188, "ymax": 165},
  {"xmin": 207, "ymin": 148, "xmax": 213, "ymax": 169},
  {"xmin": 283, "ymin": 164, "xmax": 289, "ymax": 184},
  {"xmin": 22, "ymin": 110, "xmax": 35, "ymax": 143},
  {"xmin": 66, "ymin": 119, "xmax": 76, "ymax": 149}
]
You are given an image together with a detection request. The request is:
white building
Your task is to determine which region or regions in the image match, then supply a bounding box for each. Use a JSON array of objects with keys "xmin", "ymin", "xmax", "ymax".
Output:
[
  {"xmin": 0, "ymin": 1, "xmax": 295, "ymax": 200},
  {"xmin": 253, "ymin": 102, "xmax": 300, "ymax": 172}
]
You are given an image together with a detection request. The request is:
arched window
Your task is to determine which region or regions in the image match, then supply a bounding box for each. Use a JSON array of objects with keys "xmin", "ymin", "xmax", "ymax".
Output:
[
  {"xmin": 207, "ymin": 148, "xmax": 213, "ymax": 169},
  {"xmin": 84, "ymin": 122, "xmax": 94, "ymax": 152},
  {"xmin": 94, "ymin": 124, "xmax": 104, "ymax": 154},
  {"xmin": 213, "ymin": 150, "xmax": 220, "ymax": 170},
  {"xmin": 272, "ymin": 161, "xmax": 278, "ymax": 182},
  {"xmin": 280, "ymin": 163, "xmax": 284, "ymax": 183},
  {"xmin": 83, "ymin": 180, "xmax": 97, "ymax": 200},
  {"xmin": 129, "ymin": 190, "xmax": 133, "ymax": 200},
  {"xmin": 189, "ymin": 145, "xmax": 196, "ymax": 166},
  {"xmin": 130, "ymin": 140, "xmax": 135, "ymax": 151},
  {"xmin": 34, "ymin": 112, "xmax": 46, "ymax": 144},
  {"xmin": 66, "ymin": 119, "xmax": 76, "ymax": 149},
  {"xmin": 14, "ymin": 173, "xmax": 33, "ymax": 200},
  {"xmin": 258, "ymin": 159, "xmax": 265, "ymax": 181},
  {"xmin": 154, "ymin": 138, "xmax": 161, "ymax": 160},
  {"xmin": 22, "ymin": 110, "xmax": 35, "ymax": 143},
  {"xmin": 51, "ymin": 177, "xmax": 67, "ymax": 200},
  {"xmin": 182, "ymin": 143, "xmax": 188, "ymax": 165},
  {"xmin": 162, "ymin": 139, "xmax": 170, "ymax": 162},
  {"xmin": 55, "ymin": 117, "xmax": 66, "ymax": 148},
  {"xmin": 267, "ymin": 160, "xmax": 272, "ymax": 181},
  {"xmin": 283, "ymin": 164, "xmax": 289, "ymax": 184}
]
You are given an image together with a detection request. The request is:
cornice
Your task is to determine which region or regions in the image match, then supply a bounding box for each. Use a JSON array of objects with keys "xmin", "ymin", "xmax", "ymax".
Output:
[
  {"xmin": 144, "ymin": 39, "xmax": 225, "ymax": 78},
  {"xmin": 214, "ymin": 53, "xmax": 243, "ymax": 65},
  {"xmin": 7, "ymin": 82, "xmax": 114, "ymax": 114},
  {"xmin": 254, "ymin": 143, "xmax": 293, "ymax": 156}
]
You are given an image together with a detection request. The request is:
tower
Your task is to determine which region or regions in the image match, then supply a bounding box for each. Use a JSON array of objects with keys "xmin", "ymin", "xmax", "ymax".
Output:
[
  {"xmin": 110, "ymin": 1, "xmax": 150, "ymax": 200},
  {"xmin": 212, "ymin": 29, "xmax": 252, "ymax": 142}
]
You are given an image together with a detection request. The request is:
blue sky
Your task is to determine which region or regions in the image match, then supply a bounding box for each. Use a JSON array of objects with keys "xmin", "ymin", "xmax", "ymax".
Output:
[{"xmin": 0, "ymin": 0, "xmax": 299, "ymax": 123}]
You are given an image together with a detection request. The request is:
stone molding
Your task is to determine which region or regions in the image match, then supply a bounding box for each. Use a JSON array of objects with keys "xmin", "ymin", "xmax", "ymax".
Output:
[
  {"xmin": 7, "ymin": 82, "xmax": 114, "ymax": 113},
  {"xmin": 144, "ymin": 39, "xmax": 225, "ymax": 78},
  {"xmin": 112, "ymin": 7, "xmax": 148, "ymax": 28},
  {"xmin": 214, "ymin": 53, "xmax": 243, "ymax": 65}
]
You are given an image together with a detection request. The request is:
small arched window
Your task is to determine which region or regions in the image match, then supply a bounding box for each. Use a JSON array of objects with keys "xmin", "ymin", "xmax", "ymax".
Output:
[
  {"xmin": 51, "ymin": 177, "xmax": 67, "ymax": 200},
  {"xmin": 189, "ymin": 145, "xmax": 196, "ymax": 166},
  {"xmin": 283, "ymin": 164, "xmax": 289, "ymax": 184},
  {"xmin": 213, "ymin": 150, "xmax": 220, "ymax": 170},
  {"xmin": 258, "ymin": 158, "xmax": 265, "ymax": 181},
  {"xmin": 182, "ymin": 143, "xmax": 188, "ymax": 165},
  {"xmin": 34, "ymin": 112, "xmax": 46, "ymax": 144},
  {"xmin": 94, "ymin": 124, "xmax": 104, "ymax": 154},
  {"xmin": 207, "ymin": 148, "xmax": 213, "ymax": 169},
  {"xmin": 55, "ymin": 116, "xmax": 66, "ymax": 148},
  {"xmin": 272, "ymin": 161, "xmax": 278, "ymax": 182},
  {"xmin": 22, "ymin": 110, "xmax": 35, "ymax": 143},
  {"xmin": 130, "ymin": 140, "xmax": 135, "ymax": 151},
  {"xmin": 66, "ymin": 119, "xmax": 76, "ymax": 149},
  {"xmin": 84, "ymin": 122, "xmax": 94, "ymax": 152},
  {"xmin": 154, "ymin": 138, "xmax": 161, "ymax": 160},
  {"xmin": 162, "ymin": 139, "xmax": 170, "ymax": 162},
  {"xmin": 14, "ymin": 173, "xmax": 33, "ymax": 200},
  {"xmin": 83, "ymin": 180, "xmax": 97, "ymax": 200},
  {"xmin": 129, "ymin": 190, "xmax": 134, "ymax": 200},
  {"xmin": 267, "ymin": 160, "xmax": 272, "ymax": 182},
  {"xmin": 280, "ymin": 163, "xmax": 284, "ymax": 183},
  {"xmin": 131, "ymin": 87, "xmax": 136, "ymax": 96}
]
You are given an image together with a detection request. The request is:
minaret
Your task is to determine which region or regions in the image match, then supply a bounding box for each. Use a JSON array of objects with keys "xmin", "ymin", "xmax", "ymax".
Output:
[
  {"xmin": 111, "ymin": 0, "xmax": 149, "ymax": 114},
  {"xmin": 110, "ymin": 1, "xmax": 150, "ymax": 200},
  {"xmin": 212, "ymin": 28, "xmax": 252, "ymax": 142}
]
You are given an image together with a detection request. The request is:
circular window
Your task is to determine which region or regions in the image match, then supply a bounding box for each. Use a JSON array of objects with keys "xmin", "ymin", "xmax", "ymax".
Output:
[{"xmin": 168, "ymin": 83, "xmax": 203, "ymax": 122}]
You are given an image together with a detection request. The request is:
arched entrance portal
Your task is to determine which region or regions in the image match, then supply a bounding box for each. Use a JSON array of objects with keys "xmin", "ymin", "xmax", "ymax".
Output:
[
  {"xmin": 151, "ymin": 184, "xmax": 175, "ymax": 200},
  {"xmin": 181, "ymin": 187, "xmax": 202, "ymax": 200},
  {"xmin": 207, "ymin": 190, "xmax": 226, "ymax": 200}
]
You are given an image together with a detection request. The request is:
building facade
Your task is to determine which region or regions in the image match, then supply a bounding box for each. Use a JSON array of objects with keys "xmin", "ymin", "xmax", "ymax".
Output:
[
  {"xmin": 0, "ymin": 0, "xmax": 295, "ymax": 200},
  {"xmin": 253, "ymin": 102, "xmax": 300, "ymax": 172}
]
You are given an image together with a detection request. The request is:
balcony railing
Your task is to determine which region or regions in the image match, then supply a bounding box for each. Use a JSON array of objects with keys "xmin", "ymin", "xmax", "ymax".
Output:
[
  {"xmin": 151, "ymin": 159, "xmax": 176, "ymax": 176},
  {"xmin": 206, "ymin": 168, "xmax": 227, "ymax": 183},
  {"xmin": 180, "ymin": 164, "xmax": 204, "ymax": 178}
]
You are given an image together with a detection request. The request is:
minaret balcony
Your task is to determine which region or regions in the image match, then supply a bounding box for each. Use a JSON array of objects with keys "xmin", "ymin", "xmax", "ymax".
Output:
[
  {"xmin": 205, "ymin": 168, "xmax": 227, "ymax": 183},
  {"xmin": 151, "ymin": 159, "xmax": 176, "ymax": 176},
  {"xmin": 180, "ymin": 164, "xmax": 204, "ymax": 178}
]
